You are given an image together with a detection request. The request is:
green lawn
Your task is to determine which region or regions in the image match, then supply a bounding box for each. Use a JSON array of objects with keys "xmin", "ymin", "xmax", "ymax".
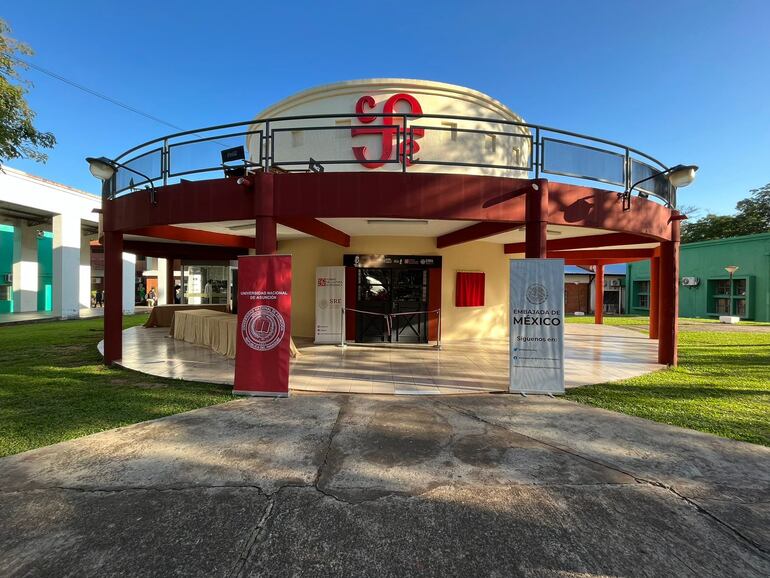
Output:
[
  {"xmin": 0, "ymin": 315, "xmax": 232, "ymax": 457},
  {"xmin": 567, "ymin": 314, "xmax": 770, "ymax": 327},
  {"xmin": 566, "ymin": 329, "xmax": 770, "ymax": 447}
]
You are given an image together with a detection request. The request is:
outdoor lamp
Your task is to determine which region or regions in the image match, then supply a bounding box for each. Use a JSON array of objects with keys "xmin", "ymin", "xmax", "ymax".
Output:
[
  {"xmin": 725, "ymin": 265, "xmax": 739, "ymax": 279},
  {"xmin": 85, "ymin": 156, "xmax": 158, "ymax": 204},
  {"xmin": 666, "ymin": 164, "xmax": 699, "ymax": 188},
  {"xmin": 86, "ymin": 156, "xmax": 117, "ymax": 180},
  {"xmin": 620, "ymin": 164, "xmax": 699, "ymax": 211}
]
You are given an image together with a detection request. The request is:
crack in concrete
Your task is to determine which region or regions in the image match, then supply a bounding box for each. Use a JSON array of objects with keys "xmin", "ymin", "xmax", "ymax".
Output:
[
  {"xmin": 434, "ymin": 399, "xmax": 770, "ymax": 559},
  {"xmin": 313, "ymin": 397, "xmax": 347, "ymax": 490},
  {"xmin": 228, "ymin": 496, "xmax": 275, "ymax": 578}
]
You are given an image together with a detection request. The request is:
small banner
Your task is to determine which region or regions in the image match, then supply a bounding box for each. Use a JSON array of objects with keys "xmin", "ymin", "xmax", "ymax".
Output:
[
  {"xmin": 233, "ymin": 255, "xmax": 292, "ymax": 397},
  {"xmin": 315, "ymin": 266, "xmax": 345, "ymax": 344},
  {"xmin": 509, "ymin": 259, "xmax": 565, "ymax": 394}
]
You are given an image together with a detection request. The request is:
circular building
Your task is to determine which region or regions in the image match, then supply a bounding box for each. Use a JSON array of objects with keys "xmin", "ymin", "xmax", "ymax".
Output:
[{"xmin": 96, "ymin": 78, "xmax": 687, "ymax": 385}]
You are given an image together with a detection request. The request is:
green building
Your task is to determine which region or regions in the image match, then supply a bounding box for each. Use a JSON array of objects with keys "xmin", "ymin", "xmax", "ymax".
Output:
[
  {"xmin": 627, "ymin": 232, "xmax": 770, "ymax": 321},
  {"xmin": 0, "ymin": 225, "xmax": 54, "ymax": 314}
]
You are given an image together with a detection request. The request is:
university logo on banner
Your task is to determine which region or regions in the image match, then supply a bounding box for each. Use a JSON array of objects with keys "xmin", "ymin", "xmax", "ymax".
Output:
[
  {"xmin": 233, "ymin": 255, "xmax": 292, "ymax": 397},
  {"xmin": 509, "ymin": 259, "xmax": 565, "ymax": 395}
]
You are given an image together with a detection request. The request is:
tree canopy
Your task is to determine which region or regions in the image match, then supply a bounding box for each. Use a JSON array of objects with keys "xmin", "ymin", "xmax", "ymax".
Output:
[
  {"xmin": 681, "ymin": 184, "xmax": 770, "ymax": 243},
  {"xmin": 0, "ymin": 18, "xmax": 55, "ymax": 163}
]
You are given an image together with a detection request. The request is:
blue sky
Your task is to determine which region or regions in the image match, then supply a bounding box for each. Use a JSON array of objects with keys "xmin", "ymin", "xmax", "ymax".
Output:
[{"xmin": 4, "ymin": 0, "xmax": 769, "ymax": 215}]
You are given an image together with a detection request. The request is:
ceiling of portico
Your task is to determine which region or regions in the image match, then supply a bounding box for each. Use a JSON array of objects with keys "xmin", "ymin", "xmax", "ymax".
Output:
[{"xmin": 148, "ymin": 219, "xmax": 660, "ymax": 250}]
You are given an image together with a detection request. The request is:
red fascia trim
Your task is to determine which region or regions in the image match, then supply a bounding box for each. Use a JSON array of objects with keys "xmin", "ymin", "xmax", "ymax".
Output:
[
  {"xmin": 276, "ymin": 217, "xmax": 350, "ymax": 247},
  {"xmin": 504, "ymin": 232, "xmax": 653, "ymax": 254},
  {"xmin": 436, "ymin": 221, "xmax": 522, "ymax": 249},
  {"xmin": 547, "ymin": 248, "xmax": 654, "ymax": 260},
  {"xmin": 128, "ymin": 225, "xmax": 255, "ymax": 248}
]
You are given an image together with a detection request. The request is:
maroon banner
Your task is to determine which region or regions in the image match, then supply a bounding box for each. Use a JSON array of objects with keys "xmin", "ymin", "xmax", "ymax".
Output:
[{"xmin": 233, "ymin": 255, "xmax": 292, "ymax": 397}]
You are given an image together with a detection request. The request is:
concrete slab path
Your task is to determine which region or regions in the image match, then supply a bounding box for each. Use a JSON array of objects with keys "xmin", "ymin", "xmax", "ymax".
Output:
[{"xmin": 0, "ymin": 395, "xmax": 768, "ymax": 576}]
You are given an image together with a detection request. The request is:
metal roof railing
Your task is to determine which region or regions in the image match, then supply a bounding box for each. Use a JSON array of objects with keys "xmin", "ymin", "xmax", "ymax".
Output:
[{"xmin": 106, "ymin": 112, "xmax": 675, "ymax": 207}]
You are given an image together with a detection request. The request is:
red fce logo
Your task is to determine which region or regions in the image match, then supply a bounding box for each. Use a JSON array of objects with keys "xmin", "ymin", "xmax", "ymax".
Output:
[{"xmin": 352, "ymin": 93, "xmax": 424, "ymax": 168}]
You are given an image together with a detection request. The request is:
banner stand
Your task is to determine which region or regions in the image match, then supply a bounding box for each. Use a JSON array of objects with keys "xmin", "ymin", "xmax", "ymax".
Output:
[
  {"xmin": 509, "ymin": 258, "xmax": 565, "ymax": 395},
  {"xmin": 233, "ymin": 254, "xmax": 292, "ymax": 398}
]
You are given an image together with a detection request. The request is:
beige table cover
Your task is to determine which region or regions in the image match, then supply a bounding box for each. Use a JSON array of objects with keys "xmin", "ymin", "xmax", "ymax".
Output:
[
  {"xmin": 144, "ymin": 304, "xmax": 227, "ymax": 328},
  {"xmin": 171, "ymin": 309, "xmax": 299, "ymax": 360}
]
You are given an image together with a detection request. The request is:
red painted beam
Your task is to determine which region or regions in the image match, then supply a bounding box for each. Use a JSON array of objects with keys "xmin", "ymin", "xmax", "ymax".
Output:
[
  {"xmin": 123, "ymin": 240, "xmax": 246, "ymax": 260},
  {"xmin": 504, "ymin": 232, "xmax": 653, "ymax": 254},
  {"xmin": 563, "ymin": 257, "xmax": 649, "ymax": 265},
  {"xmin": 436, "ymin": 221, "xmax": 522, "ymax": 249},
  {"xmin": 547, "ymin": 248, "xmax": 654, "ymax": 260},
  {"xmin": 128, "ymin": 225, "xmax": 255, "ymax": 249},
  {"xmin": 277, "ymin": 217, "xmax": 350, "ymax": 247}
]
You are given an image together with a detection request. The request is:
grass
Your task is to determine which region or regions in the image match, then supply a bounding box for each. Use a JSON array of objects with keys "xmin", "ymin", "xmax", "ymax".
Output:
[
  {"xmin": 566, "ymin": 329, "xmax": 770, "ymax": 447},
  {"xmin": 0, "ymin": 314, "xmax": 232, "ymax": 458},
  {"xmin": 566, "ymin": 314, "xmax": 770, "ymax": 327}
]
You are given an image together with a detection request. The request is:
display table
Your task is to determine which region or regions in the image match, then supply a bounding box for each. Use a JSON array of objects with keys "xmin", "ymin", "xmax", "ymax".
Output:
[
  {"xmin": 170, "ymin": 309, "xmax": 298, "ymax": 360},
  {"xmin": 144, "ymin": 304, "xmax": 227, "ymax": 328}
]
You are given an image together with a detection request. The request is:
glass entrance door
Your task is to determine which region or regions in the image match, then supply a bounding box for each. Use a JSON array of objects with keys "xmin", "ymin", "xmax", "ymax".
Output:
[{"xmin": 355, "ymin": 268, "xmax": 429, "ymax": 343}]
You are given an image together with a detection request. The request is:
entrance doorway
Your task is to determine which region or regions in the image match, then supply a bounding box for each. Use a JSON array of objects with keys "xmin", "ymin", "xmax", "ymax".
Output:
[{"xmin": 356, "ymin": 268, "xmax": 429, "ymax": 343}]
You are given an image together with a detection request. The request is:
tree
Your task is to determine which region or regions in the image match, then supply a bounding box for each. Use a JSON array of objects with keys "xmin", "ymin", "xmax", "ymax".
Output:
[
  {"xmin": 680, "ymin": 184, "xmax": 770, "ymax": 243},
  {"xmin": 0, "ymin": 18, "xmax": 55, "ymax": 163}
]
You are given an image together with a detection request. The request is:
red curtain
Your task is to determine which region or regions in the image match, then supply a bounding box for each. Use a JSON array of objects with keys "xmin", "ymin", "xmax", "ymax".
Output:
[{"xmin": 455, "ymin": 272, "xmax": 485, "ymax": 307}]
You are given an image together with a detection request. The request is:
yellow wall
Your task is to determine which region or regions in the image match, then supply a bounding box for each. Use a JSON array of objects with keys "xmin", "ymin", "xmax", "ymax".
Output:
[{"xmin": 277, "ymin": 236, "xmax": 517, "ymax": 341}]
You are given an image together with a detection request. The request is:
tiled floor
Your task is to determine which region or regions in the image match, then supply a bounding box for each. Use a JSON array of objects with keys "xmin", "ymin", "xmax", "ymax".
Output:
[{"xmin": 103, "ymin": 323, "xmax": 663, "ymax": 395}]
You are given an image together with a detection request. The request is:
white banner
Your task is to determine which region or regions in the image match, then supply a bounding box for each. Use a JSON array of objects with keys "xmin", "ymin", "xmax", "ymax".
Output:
[
  {"xmin": 509, "ymin": 259, "xmax": 565, "ymax": 394},
  {"xmin": 315, "ymin": 266, "xmax": 345, "ymax": 344}
]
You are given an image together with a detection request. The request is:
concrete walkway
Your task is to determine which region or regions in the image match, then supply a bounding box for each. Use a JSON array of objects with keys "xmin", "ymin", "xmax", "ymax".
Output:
[{"xmin": 0, "ymin": 395, "xmax": 768, "ymax": 576}]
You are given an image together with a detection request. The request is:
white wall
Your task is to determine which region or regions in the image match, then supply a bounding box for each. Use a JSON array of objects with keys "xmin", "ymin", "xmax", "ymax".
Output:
[
  {"xmin": 52, "ymin": 213, "xmax": 81, "ymax": 318},
  {"xmin": 1, "ymin": 167, "xmax": 100, "ymax": 318},
  {"xmin": 12, "ymin": 222, "xmax": 39, "ymax": 312},
  {"xmin": 248, "ymin": 79, "xmax": 531, "ymax": 179},
  {"xmin": 122, "ymin": 253, "xmax": 136, "ymax": 314},
  {"xmin": 157, "ymin": 258, "xmax": 168, "ymax": 304},
  {"xmin": 80, "ymin": 235, "xmax": 94, "ymax": 308}
]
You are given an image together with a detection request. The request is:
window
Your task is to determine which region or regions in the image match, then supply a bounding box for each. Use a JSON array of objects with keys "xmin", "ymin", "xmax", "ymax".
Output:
[
  {"xmin": 634, "ymin": 280, "xmax": 650, "ymax": 309},
  {"xmin": 714, "ymin": 279, "xmax": 731, "ymax": 296},
  {"xmin": 707, "ymin": 277, "xmax": 752, "ymax": 318}
]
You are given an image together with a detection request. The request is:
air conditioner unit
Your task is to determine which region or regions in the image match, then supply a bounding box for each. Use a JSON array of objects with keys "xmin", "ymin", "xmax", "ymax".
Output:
[
  {"xmin": 681, "ymin": 277, "xmax": 700, "ymax": 287},
  {"xmin": 610, "ymin": 279, "xmax": 621, "ymax": 287}
]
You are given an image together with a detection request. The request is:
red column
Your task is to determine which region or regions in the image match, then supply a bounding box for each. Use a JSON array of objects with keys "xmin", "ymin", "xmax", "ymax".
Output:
[
  {"xmin": 649, "ymin": 255, "xmax": 660, "ymax": 339},
  {"xmin": 658, "ymin": 216, "xmax": 680, "ymax": 366},
  {"xmin": 594, "ymin": 264, "xmax": 604, "ymax": 324},
  {"xmin": 525, "ymin": 179, "xmax": 548, "ymax": 258},
  {"xmin": 254, "ymin": 173, "xmax": 277, "ymax": 254},
  {"xmin": 103, "ymin": 230, "xmax": 123, "ymax": 365},
  {"xmin": 254, "ymin": 216, "xmax": 277, "ymax": 254},
  {"xmin": 166, "ymin": 257, "xmax": 176, "ymax": 305}
]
